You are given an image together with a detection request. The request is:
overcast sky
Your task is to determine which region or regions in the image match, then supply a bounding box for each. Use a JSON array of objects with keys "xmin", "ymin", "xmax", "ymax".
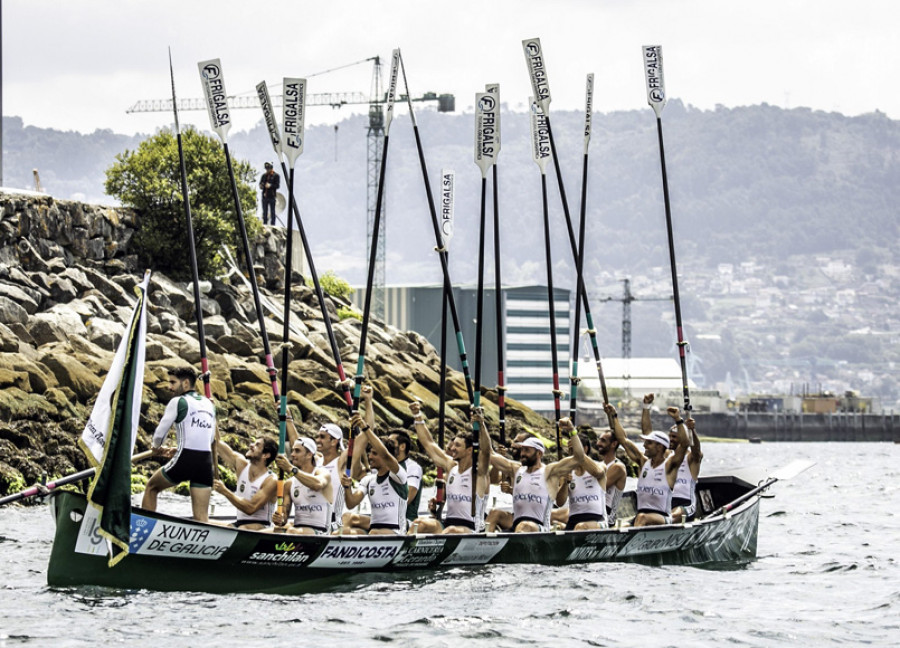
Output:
[{"xmin": 2, "ymin": 0, "xmax": 897, "ymax": 136}]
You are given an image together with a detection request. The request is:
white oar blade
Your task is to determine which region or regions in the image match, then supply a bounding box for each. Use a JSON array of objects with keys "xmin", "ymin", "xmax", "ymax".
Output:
[
  {"xmin": 385, "ymin": 49, "xmax": 401, "ymax": 135},
  {"xmin": 522, "ymin": 38, "xmax": 551, "ymax": 115},
  {"xmin": 642, "ymin": 45, "xmax": 667, "ymax": 118},
  {"xmin": 529, "ymin": 99, "xmax": 551, "ymax": 173},
  {"xmin": 474, "ymin": 92, "xmax": 498, "ymax": 176},
  {"xmin": 198, "ymin": 58, "xmax": 231, "ymax": 142},
  {"xmin": 485, "ymin": 83, "xmax": 501, "ymax": 156},
  {"xmin": 440, "ymin": 169, "xmax": 454, "ymax": 248},
  {"xmin": 772, "ymin": 459, "xmax": 816, "ymax": 481},
  {"xmin": 583, "ymin": 73, "xmax": 594, "ymax": 154},
  {"xmin": 256, "ymin": 81, "xmax": 282, "ymax": 157},
  {"xmin": 282, "ymin": 77, "xmax": 307, "ymax": 168}
]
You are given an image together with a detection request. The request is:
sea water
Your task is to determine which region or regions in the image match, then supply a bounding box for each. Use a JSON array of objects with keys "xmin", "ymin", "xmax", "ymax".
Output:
[{"xmin": 0, "ymin": 442, "xmax": 898, "ymax": 647}]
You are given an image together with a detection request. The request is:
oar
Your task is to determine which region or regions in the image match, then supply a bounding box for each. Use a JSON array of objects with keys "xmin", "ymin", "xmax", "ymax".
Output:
[
  {"xmin": 529, "ymin": 99, "xmax": 563, "ymax": 459},
  {"xmin": 569, "ymin": 74, "xmax": 593, "ymax": 425},
  {"xmin": 522, "ymin": 39, "xmax": 613, "ymax": 424},
  {"xmin": 169, "ymin": 51, "xmax": 219, "ymax": 476},
  {"xmin": 199, "ymin": 60, "xmax": 281, "ymax": 405},
  {"xmin": 276, "ymin": 75, "xmax": 307, "ymax": 514},
  {"xmin": 486, "ymin": 83, "xmax": 506, "ymax": 446},
  {"xmin": 397, "ymin": 50, "xmax": 474, "ymax": 407},
  {"xmin": 0, "ymin": 450, "xmax": 154, "ymax": 506},
  {"xmin": 256, "ymin": 81, "xmax": 353, "ymax": 415},
  {"xmin": 643, "ymin": 45, "xmax": 691, "ymax": 414},
  {"xmin": 433, "ymin": 168, "xmax": 455, "ymax": 519},
  {"xmin": 708, "ymin": 460, "xmax": 816, "ymax": 518},
  {"xmin": 472, "ymin": 90, "xmax": 498, "ymax": 512}
]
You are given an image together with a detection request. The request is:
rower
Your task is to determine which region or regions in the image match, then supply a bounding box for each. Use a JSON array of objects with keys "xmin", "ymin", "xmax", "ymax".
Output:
[
  {"xmin": 142, "ymin": 366, "xmax": 216, "ymax": 521},
  {"xmin": 272, "ymin": 437, "xmax": 333, "ymax": 534},
  {"xmin": 562, "ymin": 431, "xmax": 608, "ymax": 530},
  {"xmin": 315, "ymin": 421, "xmax": 347, "ymax": 533},
  {"xmin": 486, "ymin": 430, "xmax": 533, "ymax": 533},
  {"xmin": 595, "ymin": 430, "xmax": 627, "ymax": 526},
  {"xmin": 642, "ymin": 393, "xmax": 703, "ymax": 523},
  {"xmin": 607, "ymin": 402, "xmax": 689, "ymax": 527},
  {"xmin": 390, "ymin": 429, "xmax": 424, "ymax": 526},
  {"xmin": 488, "ymin": 419, "xmax": 587, "ymax": 533},
  {"xmin": 340, "ymin": 414, "xmax": 408, "ymax": 535},
  {"xmin": 407, "ymin": 402, "xmax": 492, "ymax": 534},
  {"xmin": 212, "ymin": 436, "xmax": 278, "ymax": 529}
]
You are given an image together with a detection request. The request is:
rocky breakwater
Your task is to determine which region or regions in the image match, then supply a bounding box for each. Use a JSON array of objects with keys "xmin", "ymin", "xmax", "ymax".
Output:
[{"xmin": 0, "ymin": 191, "xmax": 556, "ymax": 499}]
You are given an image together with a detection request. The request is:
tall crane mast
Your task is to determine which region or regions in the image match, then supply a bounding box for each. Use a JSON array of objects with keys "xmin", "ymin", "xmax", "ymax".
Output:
[
  {"xmin": 597, "ymin": 278, "xmax": 672, "ymax": 359},
  {"xmin": 127, "ymin": 58, "xmax": 454, "ymax": 322}
]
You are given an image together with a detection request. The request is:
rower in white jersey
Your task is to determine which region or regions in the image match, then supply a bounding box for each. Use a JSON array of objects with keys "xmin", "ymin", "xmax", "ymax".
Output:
[
  {"xmin": 607, "ymin": 402, "xmax": 689, "ymax": 527},
  {"xmin": 489, "ymin": 419, "xmax": 588, "ymax": 533},
  {"xmin": 641, "ymin": 393, "xmax": 703, "ymax": 523},
  {"xmin": 212, "ymin": 436, "xmax": 278, "ymax": 529},
  {"xmin": 313, "ymin": 422, "xmax": 347, "ymax": 533},
  {"xmin": 272, "ymin": 437, "xmax": 333, "ymax": 534},
  {"xmin": 563, "ymin": 431, "xmax": 608, "ymax": 530},
  {"xmin": 595, "ymin": 430, "xmax": 627, "ymax": 526},
  {"xmin": 340, "ymin": 414, "xmax": 408, "ymax": 535},
  {"xmin": 407, "ymin": 402, "xmax": 492, "ymax": 534},
  {"xmin": 143, "ymin": 366, "xmax": 216, "ymax": 521},
  {"xmin": 668, "ymin": 417, "xmax": 702, "ymax": 522}
]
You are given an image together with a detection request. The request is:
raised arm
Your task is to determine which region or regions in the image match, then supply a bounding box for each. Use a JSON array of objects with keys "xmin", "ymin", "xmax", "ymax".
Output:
[
  {"xmin": 664, "ymin": 407, "xmax": 690, "ymax": 488},
  {"xmin": 349, "ymin": 414, "xmax": 370, "ymax": 480},
  {"xmin": 686, "ymin": 416, "xmax": 703, "ymax": 478},
  {"xmin": 641, "ymin": 393, "xmax": 654, "ymax": 434},
  {"xmin": 216, "ymin": 438, "xmax": 247, "ymax": 474},
  {"xmin": 472, "ymin": 407, "xmax": 492, "ymax": 477},
  {"xmin": 340, "ymin": 473, "xmax": 365, "ymax": 509},
  {"xmin": 360, "ymin": 423, "xmax": 400, "ymax": 475},
  {"xmin": 605, "ymin": 402, "xmax": 645, "ymax": 466},
  {"xmin": 361, "ymin": 384, "xmax": 376, "ymax": 431},
  {"xmin": 409, "ymin": 401, "xmax": 454, "ymax": 471}
]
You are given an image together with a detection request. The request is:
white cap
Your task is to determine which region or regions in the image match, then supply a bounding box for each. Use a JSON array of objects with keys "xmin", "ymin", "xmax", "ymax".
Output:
[
  {"xmin": 320, "ymin": 423, "xmax": 345, "ymax": 450},
  {"xmin": 298, "ymin": 437, "xmax": 317, "ymax": 456},
  {"xmin": 639, "ymin": 431, "xmax": 670, "ymax": 449},
  {"xmin": 521, "ymin": 437, "xmax": 545, "ymax": 453}
]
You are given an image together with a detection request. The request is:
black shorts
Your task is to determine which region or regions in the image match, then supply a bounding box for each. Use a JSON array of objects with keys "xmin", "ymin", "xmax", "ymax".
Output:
[
  {"xmin": 369, "ymin": 523, "xmax": 400, "ymax": 531},
  {"xmin": 565, "ymin": 512, "xmax": 606, "ymax": 530},
  {"xmin": 443, "ymin": 516, "xmax": 475, "ymax": 530},
  {"xmin": 162, "ymin": 449, "xmax": 213, "ymax": 488}
]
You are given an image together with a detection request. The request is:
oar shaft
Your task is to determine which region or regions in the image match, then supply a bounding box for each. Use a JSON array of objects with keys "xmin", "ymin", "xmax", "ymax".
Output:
[
  {"xmin": 492, "ymin": 164, "xmax": 506, "ymax": 445},
  {"xmin": 654, "ymin": 116, "xmax": 691, "ymax": 412},
  {"xmin": 540, "ymin": 173, "xmax": 562, "ymax": 458}
]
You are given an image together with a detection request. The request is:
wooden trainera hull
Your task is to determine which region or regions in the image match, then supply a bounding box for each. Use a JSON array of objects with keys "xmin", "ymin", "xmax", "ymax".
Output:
[{"xmin": 47, "ymin": 475, "xmax": 761, "ymax": 594}]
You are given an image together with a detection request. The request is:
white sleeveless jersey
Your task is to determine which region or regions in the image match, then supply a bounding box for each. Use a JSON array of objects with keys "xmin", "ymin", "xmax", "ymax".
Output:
[
  {"xmin": 673, "ymin": 456, "xmax": 696, "ymax": 505},
  {"xmin": 359, "ymin": 467, "xmax": 408, "ymax": 531},
  {"xmin": 512, "ymin": 465, "xmax": 552, "ymax": 529},
  {"xmin": 604, "ymin": 458, "xmax": 625, "ymax": 524},
  {"xmin": 567, "ymin": 469, "xmax": 607, "ymax": 521},
  {"xmin": 636, "ymin": 458, "xmax": 672, "ymax": 515},
  {"xmin": 444, "ymin": 465, "xmax": 487, "ymax": 530},
  {"xmin": 323, "ymin": 455, "xmax": 344, "ymax": 530},
  {"xmin": 152, "ymin": 391, "xmax": 216, "ymax": 451},
  {"xmin": 234, "ymin": 466, "xmax": 274, "ymax": 525},
  {"xmin": 289, "ymin": 471, "xmax": 332, "ymax": 533}
]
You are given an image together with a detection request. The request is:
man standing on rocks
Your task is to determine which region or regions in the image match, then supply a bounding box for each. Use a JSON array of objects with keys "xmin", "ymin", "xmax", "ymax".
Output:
[
  {"xmin": 142, "ymin": 367, "xmax": 216, "ymax": 521},
  {"xmin": 259, "ymin": 162, "xmax": 280, "ymax": 226}
]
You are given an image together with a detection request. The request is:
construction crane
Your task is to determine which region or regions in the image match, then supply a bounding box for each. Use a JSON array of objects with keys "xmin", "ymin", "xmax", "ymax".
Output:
[
  {"xmin": 596, "ymin": 278, "xmax": 672, "ymax": 359},
  {"xmin": 127, "ymin": 57, "xmax": 455, "ymax": 320}
]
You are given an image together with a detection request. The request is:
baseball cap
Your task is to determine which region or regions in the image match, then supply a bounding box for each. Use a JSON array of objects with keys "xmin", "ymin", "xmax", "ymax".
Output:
[
  {"xmin": 320, "ymin": 423, "xmax": 345, "ymax": 449},
  {"xmin": 264, "ymin": 162, "xmax": 273, "ymax": 169},
  {"xmin": 521, "ymin": 437, "xmax": 545, "ymax": 453},
  {"xmin": 298, "ymin": 437, "xmax": 317, "ymax": 456},
  {"xmin": 639, "ymin": 431, "xmax": 670, "ymax": 449}
]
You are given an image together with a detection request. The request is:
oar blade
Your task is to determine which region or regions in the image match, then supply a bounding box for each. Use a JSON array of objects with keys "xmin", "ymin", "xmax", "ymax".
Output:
[
  {"xmin": 642, "ymin": 45, "xmax": 666, "ymax": 118},
  {"xmin": 282, "ymin": 77, "xmax": 307, "ymax": 168},
  {"xmin": 198, "ymin": 58, "xmax": 232, "ymax": 142},
  {"xmin": 772, "ymin": 459, "xmax": 816, "ymax": 481}
]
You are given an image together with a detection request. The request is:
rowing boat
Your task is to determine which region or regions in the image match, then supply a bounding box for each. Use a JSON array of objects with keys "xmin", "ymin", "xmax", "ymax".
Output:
[{"xmin": 47, "ymin": 471, "xmax": 768, "ymax": 594}]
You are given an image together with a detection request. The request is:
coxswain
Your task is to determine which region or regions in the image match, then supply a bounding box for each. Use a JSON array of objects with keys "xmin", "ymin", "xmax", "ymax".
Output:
[
  {"xmin": 407, "ymin": 402, "xmax": 492, "ymax": 534},
  {"xmin": 488, "ymin": 419, "xmax": 587, "ymax": 533},
  {"xmin": 142, "ymin": 366, "xmax": 216, "ymax": 521},
  {"xmin": 212, "ymin": 437, "xmax": 278, "ymax": 529},
  {"xmin": 340, "ymin": 414, "xmax": 408, "ymax": 535},
  {"xmin": 272, "ymin": 437, "xmax": 333, "ymax": 534},
  {"xmin": 607, "ymin": 402, "xmax": 689, "ymax": 527}
]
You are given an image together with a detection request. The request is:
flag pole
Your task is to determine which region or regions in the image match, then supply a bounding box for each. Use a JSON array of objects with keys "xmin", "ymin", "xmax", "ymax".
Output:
[
  {"xmin": 530, "ymin": 99, "xmax": 563, "ymax": 458},
  {"xmin": 169, "ymin": 51, "xmax": 218, "ymax": 476},
  {"xmin": 256, "ymin": 81, "xmax": 354, "ymax": 415},
  {"xmin": 643, "ymin": 44, "xmax": 691, "ymax": 414},
  {"xmin": 522, "ymin": 39, "xmax": 612, "ymax": 426},
  {"xmin": 485, "ymin": 83, "xmax": 506, "ymax": 446},
  {"xmin": 472, "ymin": 91, "xmax": 498, "ymax": 512},
  {"xmin": 569, "ymin": 74, "xmax": 593, "ymax": 425},
  {"xmin": 198, "ymin": 60, "xmax": 281, "ymax": 405}
]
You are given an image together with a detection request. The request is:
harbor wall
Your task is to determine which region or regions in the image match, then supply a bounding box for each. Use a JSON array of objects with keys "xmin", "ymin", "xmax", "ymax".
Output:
[{"xmin": 691, "ymin": 411, "xmax": 900, "ymax": 442}]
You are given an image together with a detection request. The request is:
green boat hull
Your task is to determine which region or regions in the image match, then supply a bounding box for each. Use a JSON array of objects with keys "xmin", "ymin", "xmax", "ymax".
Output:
[{"xmin": 47, "ymin": 476, "xmax": 760, "ymax": 594}]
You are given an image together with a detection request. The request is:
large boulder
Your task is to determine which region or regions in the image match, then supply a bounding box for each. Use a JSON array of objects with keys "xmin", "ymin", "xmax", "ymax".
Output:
[{"xmin": 39, "ymin": 352, "xmax": 103, "ymax": 401}]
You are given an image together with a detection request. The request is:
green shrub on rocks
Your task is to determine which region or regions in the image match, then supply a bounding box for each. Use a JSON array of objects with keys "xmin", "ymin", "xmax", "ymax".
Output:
[{"xmin": 308, "ymin": 270, "xmax": 353, "ymax": 299}]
